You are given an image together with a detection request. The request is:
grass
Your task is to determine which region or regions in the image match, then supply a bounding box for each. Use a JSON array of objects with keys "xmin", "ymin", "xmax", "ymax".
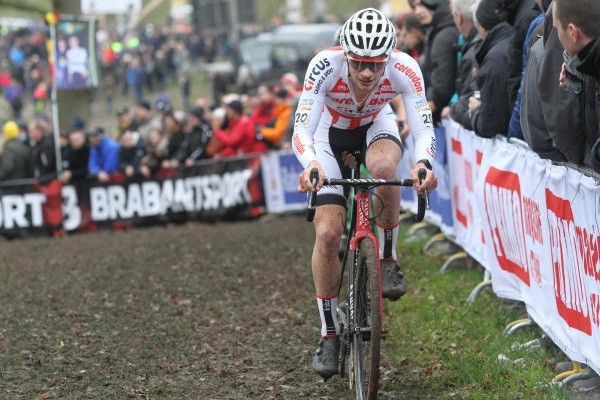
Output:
[{"xmin": 380, "ymin": 224, "xmax": 575, "ymax": 399}]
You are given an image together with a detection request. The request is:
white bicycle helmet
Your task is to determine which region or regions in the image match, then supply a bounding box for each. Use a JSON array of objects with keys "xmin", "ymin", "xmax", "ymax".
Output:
[{"xmin": 340, "ymin": 8, "xmax": 397, "ymax": 58}]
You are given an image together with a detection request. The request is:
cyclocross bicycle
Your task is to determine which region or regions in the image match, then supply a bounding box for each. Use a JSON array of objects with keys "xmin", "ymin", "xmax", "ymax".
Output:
[{"xmin": 306, "ymin": 158, "xmax": 428, "ymax": 400}]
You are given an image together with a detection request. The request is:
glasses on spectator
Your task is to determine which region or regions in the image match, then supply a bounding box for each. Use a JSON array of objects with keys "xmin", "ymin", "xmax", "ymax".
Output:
[{"xmin": 346, "ymin": 55, "xmax": 388, "ymax": 72}]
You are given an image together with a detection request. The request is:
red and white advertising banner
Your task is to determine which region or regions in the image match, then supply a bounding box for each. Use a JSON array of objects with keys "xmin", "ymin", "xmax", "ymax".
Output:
[
  {"xmin": 474, "ymin": 135, "xmax": 600, "ymax": 374},
  {"xmin": 445, "ymin": 120, "xmax": 493, "ymax": 267}
]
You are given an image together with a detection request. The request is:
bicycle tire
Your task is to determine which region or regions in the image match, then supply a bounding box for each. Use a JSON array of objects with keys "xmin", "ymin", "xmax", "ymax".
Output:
[
  {"xmin": 338, "ymin": 243, "xmax": 351, "ymax": 380},
  {"xmin": 352, "ymin": 239, "xmax": 381, "ymax": 400}
]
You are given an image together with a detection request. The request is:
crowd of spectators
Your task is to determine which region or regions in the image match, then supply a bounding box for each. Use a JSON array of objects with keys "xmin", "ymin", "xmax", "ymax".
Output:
[
  {"xmin": 396, "ymin": 0, "xmax": 599, "ymax": 173},
  {"xmin": 0, "ymin": 83, "xmax": 297, "ymax": 185},
  {"xmin": 45, "ymin": 80, "xmax": 294, "ymax": 186},
  {"xmin": 0, "ymin": 0, "xmax": 599, "ymax": 189},
  {"xmin": 0, "ymin": 20, "xmax": 298, "ymax": 186}
]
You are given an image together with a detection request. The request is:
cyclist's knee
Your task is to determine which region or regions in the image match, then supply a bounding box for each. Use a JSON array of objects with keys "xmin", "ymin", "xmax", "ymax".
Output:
[
  {"xmin": 368, "ymin": 161, "xmax": 396, "ymax": 179},
  {"xmin": 315, "ymin": 221, "xmax": 344, "ymax": 248}
]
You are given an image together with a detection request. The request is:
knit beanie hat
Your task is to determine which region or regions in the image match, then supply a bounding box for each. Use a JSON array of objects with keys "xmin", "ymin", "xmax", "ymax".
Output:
[
  {"xmin": 225, "ymin": 99, "xmax": 244, "ymax": 115},
  {"xmin": 476, "ymin": 0, "xmax": 503, "ymax": 31},
  {"xmin": 3, "ymin": 121, "xmax": 19, "ymax": 140},
  {"xmin": 421, "ymin": 0, "xmax": 440, "ymax": 10}
]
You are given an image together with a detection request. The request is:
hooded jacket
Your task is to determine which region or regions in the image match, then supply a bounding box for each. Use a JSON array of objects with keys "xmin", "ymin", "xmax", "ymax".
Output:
[
  {"xmin": 470, "ymin": 22, "xmax": 514, "ymax": 137},
  {"xmin": 418, "ymin": 0, "xmax": 460, "ymax": 125},
  {"xmin": 450, "ymin": 26, "xmax": 481, "ymax": 130},
  {"xmin": 496, "ymin": 0, "xmax": 541, "ymax": 109}
]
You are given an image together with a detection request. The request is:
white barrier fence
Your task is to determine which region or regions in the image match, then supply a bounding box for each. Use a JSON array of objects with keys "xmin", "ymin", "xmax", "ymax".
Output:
[
  {"xmin": 262, "ymin": 120, "xmax": 600, "ymax": 375},
  {"xmin": 402, "ymin": 119, "xmax": 600, "ymax": 375}
]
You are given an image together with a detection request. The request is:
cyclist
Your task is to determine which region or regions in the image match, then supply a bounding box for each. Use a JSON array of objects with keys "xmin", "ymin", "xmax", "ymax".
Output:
[{"xmin": 292, "ymin": 8, "xmax": 438, "ymax": 380}]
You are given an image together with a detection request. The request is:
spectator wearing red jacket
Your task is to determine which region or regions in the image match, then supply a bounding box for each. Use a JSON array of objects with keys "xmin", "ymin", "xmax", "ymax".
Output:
[
  {"xmin": 248, "ymin": 84, "xmax": 275, "ymax": 130},
  {"xmin": 212, "ymin": 99, "xmax": 265, "ymax": 158}
]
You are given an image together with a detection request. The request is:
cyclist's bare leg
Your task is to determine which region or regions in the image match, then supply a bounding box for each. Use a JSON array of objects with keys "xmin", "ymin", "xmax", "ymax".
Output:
[
  {"xmin": 311, "ymin": 203, "xmax": 345, "ymax": 379},
  {"xmin": 365, "ymin": 138, "xmax": 406, "ymax": 299},
  {"xmin": 365, "ymin": 138, "xmax": 403, "ymax": 227},
  {"xmin": 312, "ymin": 204, "xmax": 346, "ymax": 297}
]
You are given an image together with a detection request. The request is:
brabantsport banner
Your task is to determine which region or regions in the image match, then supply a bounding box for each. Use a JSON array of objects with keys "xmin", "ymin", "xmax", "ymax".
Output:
[
  {"xmin": 0, "ymin": 155, "xmax": 266, "ymax": 239},
  {"xmin": 62, "ymin": 155, "xmax": 266, "ymax": 232},
  {"xmin": 0, "ymin": 182, "xmax": 53, "ymax": 239}
]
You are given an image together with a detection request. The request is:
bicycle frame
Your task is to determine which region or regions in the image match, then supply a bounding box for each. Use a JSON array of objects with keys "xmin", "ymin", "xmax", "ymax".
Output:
[{"xmin": 347, "ymin": 184, "xmax": 384, "ymax": 335}]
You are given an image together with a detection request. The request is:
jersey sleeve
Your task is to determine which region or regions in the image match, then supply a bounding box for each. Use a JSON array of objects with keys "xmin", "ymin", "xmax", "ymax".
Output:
[
  {"xmin": 389, "ymin": 52, "xmax": 436, "ymax": 163},
  {"xmin": 292, "ymin": 50, "xmax": 337, "ymax": 168}
]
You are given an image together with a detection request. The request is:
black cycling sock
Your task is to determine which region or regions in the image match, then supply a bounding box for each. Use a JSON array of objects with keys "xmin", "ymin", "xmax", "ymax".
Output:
[
  {"xmin": 376, "ymin": 222, "xmax": 399, "ymax": 260},
  {"xmin": 317, "ymin": 296, "xmax": 339, "ymax": 338}
]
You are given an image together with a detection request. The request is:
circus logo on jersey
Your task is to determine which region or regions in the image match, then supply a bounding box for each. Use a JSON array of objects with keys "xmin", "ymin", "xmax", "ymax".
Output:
[
  {"xmin": 330, "ymin": 78, "xmax": 350, "ymax": 94},
  {"xmin": 304, "ymin": 57, "xmax": 331, "ymax": 91},
  {"xmin": 394, "ymin": 63, "xmax": 423, "ymax": 95}
]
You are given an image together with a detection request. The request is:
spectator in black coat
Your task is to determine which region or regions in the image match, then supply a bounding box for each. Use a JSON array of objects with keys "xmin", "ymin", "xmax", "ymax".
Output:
[
  {"xmin": 183, "ymin": 106, "xmax": 213, "ymax": 167},
  {"xmin": 495, "ymin": 0, "xmax": 541, "ymax": 111},
  {"xmin": 521, "ymin": 2, "xmax": 586, "ymax": 164},
  {"xmin": 60, "ymin": 124, "xmax": 90, "ymax": 184},
  {"xmin": 410, "ymin": 0, "xmax": 461, "ymax": 125},
  {"xmin": 161, "ymin": 111, "xmax": 186, "ymax": 169},
  {"xmin": 28, "ymin": 119, "xmax": 56, "ymax": 183},
  {"xmin": 553, "ymin": 0, "xmax": 600, "ymax": 170},
  {"xmin": 445, "ymin": 0, "xmax": 482, "ymax": 129},
  {"xmin": 468, "ymin": 0, "xmax": 514, "ymax": 137},
  {"xmin": 118, "ymin": 130, "xmax": 146, "ymax": 178}
]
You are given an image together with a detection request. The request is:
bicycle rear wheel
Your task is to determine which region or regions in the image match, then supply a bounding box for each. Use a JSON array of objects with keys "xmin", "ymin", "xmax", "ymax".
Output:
[{"xmin": 352, "ymin": 239, "xmax": 382, "ymax": 400}]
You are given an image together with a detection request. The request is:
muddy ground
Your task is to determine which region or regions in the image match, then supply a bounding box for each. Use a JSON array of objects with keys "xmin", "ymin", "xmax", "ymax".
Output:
[{"xmin": 0, "ymin": 215, "xmax": 413, "ymax": 400}]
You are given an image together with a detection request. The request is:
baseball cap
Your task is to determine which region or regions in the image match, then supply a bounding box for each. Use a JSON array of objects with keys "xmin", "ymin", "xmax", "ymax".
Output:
[
  {"xmin": 225, "ymin": 99, "xmax": 244, "ymax": 115},
  {"xmin": 275, "ymin": 88, "xmax": 288, "ymax": 99},
  {"xmin": 69, "ymin": 116, "xmax": 86, "ymax": 130},
  {"xmin": 87, "ymin": 126, "xmax": 105, "ymax": 136},
  {"xmin": 138, "ymin": 100, "xmax": 151, "ymax": 111},
  {"xmin": 116, "ymin": 106, "xmax": 129, "ymax": 116},
  {"xmin": 189, "ymin": 106, "xmax": 204, "ymax": 120}
]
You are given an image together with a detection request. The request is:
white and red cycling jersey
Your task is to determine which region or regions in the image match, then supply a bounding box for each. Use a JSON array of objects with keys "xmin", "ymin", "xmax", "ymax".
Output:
[{"xmin": 292, "ymin": 46, "xmax": 436, "ymax": 169}]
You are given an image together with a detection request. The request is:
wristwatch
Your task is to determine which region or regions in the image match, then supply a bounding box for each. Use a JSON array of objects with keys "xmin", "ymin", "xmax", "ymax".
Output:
[{"xmin": 416, "ymin": 159, "xmax": 433, "ymax": 170}]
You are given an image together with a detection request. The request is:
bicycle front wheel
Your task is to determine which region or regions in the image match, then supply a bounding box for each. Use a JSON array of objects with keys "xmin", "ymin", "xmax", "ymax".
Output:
[{"xmin": 352, "ymin": 239, "xmax": 382, "ymax": 400}]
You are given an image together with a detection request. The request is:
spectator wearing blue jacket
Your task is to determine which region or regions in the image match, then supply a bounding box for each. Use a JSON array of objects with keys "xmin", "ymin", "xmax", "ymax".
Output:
[
  {"xmin": 87, "ymin": 126, "xmax": 120, "ymax": 183},
  {"xmin": 125, "ymin": 55, "xmax": 146, "ymax": 105}
]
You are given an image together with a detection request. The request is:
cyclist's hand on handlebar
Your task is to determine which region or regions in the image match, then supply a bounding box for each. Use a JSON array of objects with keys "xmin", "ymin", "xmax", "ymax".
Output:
[
  {"xmin": 298, "ymin": 161, "xmax": 325, "ymax": 192},
  {"xmin": 412, "ymin": 162, "xmax": 437, "ymax": 195}
]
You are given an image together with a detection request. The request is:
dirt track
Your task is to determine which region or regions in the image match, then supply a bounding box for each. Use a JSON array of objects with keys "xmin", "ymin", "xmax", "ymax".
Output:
[{"xmin": 0, "ymin": 215, "xmax": 389, "ymax": 399}]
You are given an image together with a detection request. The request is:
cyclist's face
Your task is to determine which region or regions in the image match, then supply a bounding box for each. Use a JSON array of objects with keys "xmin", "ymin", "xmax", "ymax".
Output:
[{"xmin": 346, "ymin": 52, "xmax": 387, "ymax": 91}]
